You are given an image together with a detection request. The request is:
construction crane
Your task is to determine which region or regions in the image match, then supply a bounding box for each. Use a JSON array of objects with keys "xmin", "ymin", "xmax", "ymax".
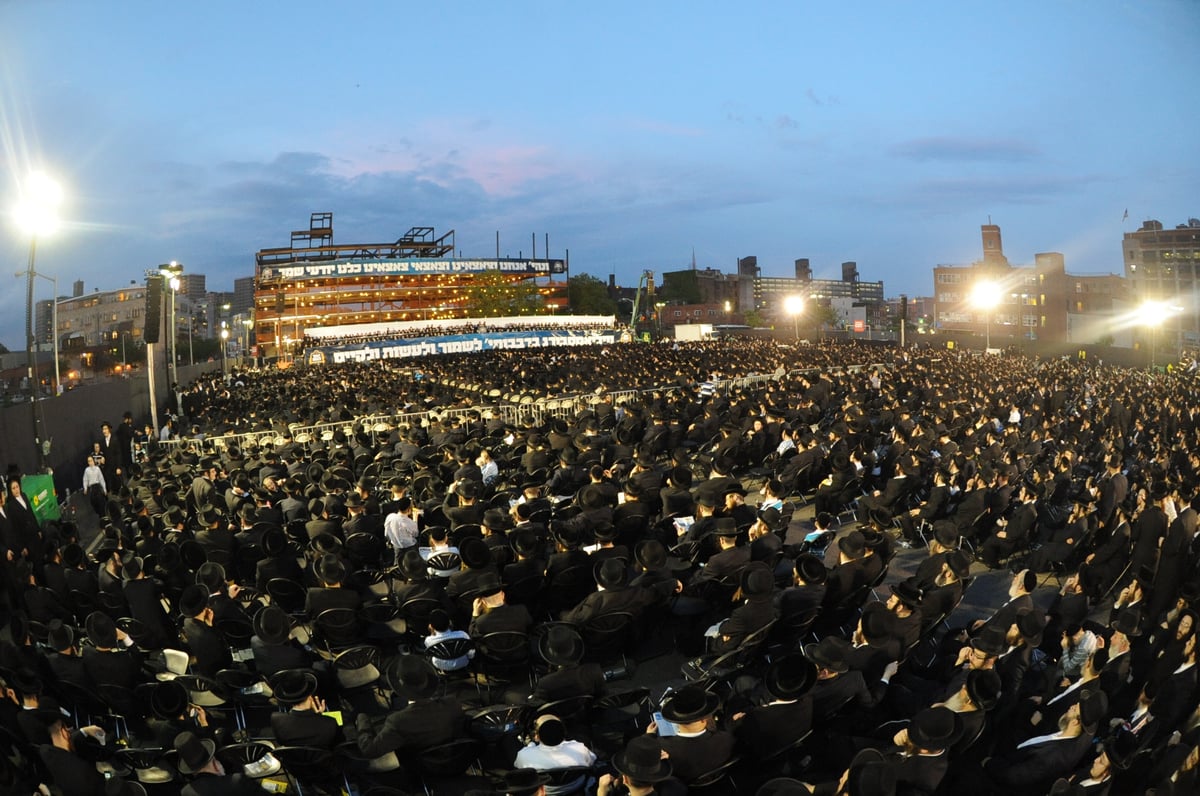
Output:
[{"xmin": 629, "ymin": 270, "xmax": 654, "ymax": 333}]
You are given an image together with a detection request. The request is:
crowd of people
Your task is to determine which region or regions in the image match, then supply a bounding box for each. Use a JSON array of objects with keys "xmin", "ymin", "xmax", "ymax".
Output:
[
  {"xmin": 2, "ymin": 337, "xmax": 1200, "ymax": 795},
  {"xmin": 300, "ymin": 319, "xmax": 616, "ymax": 352}
]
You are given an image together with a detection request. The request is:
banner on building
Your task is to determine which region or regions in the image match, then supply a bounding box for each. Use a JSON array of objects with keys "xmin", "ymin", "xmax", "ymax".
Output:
[
  {"xmin": 306, "ymin": 328, "xmax": 620, "ymax": 365},
  {"xmin": 262, "ymin": 258, "xmax": 566, "ymax": 281}
]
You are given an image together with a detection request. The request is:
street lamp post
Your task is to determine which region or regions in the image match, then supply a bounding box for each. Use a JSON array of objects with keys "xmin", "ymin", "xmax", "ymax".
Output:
[
  {"xmin": 971, "ymin": 280, "xmax": 1001, "ymax": 351},
  {"xmin": 784, "ymin": 295, "xmax": 804, "ymax": 341},
  {"xmin": 14, "ymin": 172, "xmax": 63, "ymax": 472},
  {"xmin": 220, "ymin": 325, "xmax": 230, "ymax": 379},
  {"xmin": 242, "ymin": 318, "xmax": 253, "ymax": 367}
]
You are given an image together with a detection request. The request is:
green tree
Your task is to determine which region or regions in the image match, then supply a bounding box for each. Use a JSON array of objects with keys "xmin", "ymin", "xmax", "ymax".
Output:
[
  {"xmin": 742, "ymin": 309, "xmax": 766, "ymax": 328},
  {"xmin": 568, "ymin": 274, "xmax": 617, "ymax": 315},
  {"xmin": 470, "ymin": 270, "xmax": 544, "ymax": 317}
]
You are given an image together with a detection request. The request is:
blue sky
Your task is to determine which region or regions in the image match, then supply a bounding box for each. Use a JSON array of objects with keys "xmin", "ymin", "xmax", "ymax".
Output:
[{"xmin": 1, "ymin": 1, "xmax": 1197, "ymax": 347}]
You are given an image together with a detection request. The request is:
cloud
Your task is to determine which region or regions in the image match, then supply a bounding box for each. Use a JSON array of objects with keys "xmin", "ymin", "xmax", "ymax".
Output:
[
  {"xmin": 890, "ymin": 136, "xmax": 1040, "ymax": 163},
  {"xmin": 775, "ymin": 115, "xmax": 799, "ymax": 129}
]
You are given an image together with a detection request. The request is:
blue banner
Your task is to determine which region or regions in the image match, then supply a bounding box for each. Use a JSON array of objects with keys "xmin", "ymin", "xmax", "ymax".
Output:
[{"xmin": 306, "ymin": 329, "xmax": 620, "ymax": 364}]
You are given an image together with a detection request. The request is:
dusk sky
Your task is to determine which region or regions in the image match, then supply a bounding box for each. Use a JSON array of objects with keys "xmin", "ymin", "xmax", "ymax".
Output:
[{"xmin": 2, "ymin": 1, "xmax": 1197, "ymax": 348}]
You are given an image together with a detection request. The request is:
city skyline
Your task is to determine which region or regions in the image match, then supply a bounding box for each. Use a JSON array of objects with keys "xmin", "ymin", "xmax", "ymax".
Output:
[{"xmin": 2, "ymin": 1, "xmax": 1197, "ymax": 349}]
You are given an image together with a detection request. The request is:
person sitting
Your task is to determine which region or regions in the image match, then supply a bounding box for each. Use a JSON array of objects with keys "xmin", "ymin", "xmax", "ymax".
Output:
[
  {"xmin": 730, "ymin": 653, "xmax": 817, "ymax": 762},
  {"xmin": 271, "ymin": 670, "xmax": 344, "ymax": 749},
  {"xmin": 354, "ymin": 656, "xmax": 466, "ymax": 761},
  {"xmin": 514, "ymin": 714, "xmax": 598, "ymax": 795},
  {"xmin": 649, "ymin": 685, "xmax": 736, "ymax": 785},
  {"xmin": 423, "ymin": 608, "xmax": 474, "ymax": 672}
]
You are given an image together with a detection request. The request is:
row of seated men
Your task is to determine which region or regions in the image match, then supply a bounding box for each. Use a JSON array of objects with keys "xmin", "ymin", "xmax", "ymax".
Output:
[{"xmin": 7, "ymin": 467, "xmax": 1200, "ymax": 796}]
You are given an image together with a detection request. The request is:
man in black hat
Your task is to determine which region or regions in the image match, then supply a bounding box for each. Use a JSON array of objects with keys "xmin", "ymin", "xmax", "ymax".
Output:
[
  {"xmin": 978, "ymin": 482, "xmax": 1038, "ymax": 569},
  {"xmin": 650, "ymin": 685, "xmax": 735, "ymax": 784},
  {"xmin": 886, "ymin": 705, "xmax": 959, "ymax": 795},
  {"xmin": 980, "ymin": 689, "xmax": 1107, "ymax": 794},
  {"xmin": 271, "ymin": 670, "xmax": 343, "ymax": 749},
  {"xmin": 305, "ymin": 553, "xmax": 362, "ymax": 617},
  {"xmin": 179, "ymin": 583, "xmax": 232, "ymax": 677},
  {"xmin": 81, "ymin": 610, "xmax": 142, "ymax": 689},
  {"xmin": 597, "ymin": 735, "xmax": 684, "ymax": 796},
  {"xmin": 885, "ymin": 578, "xmax": 925, "ymax": 652},
  {"xmin": 730, "ymin": 653, "xmax": 817, "ymax": 762},
  {"xmin": 355, "ymin": 656, "xmax": 466, "ymax": 760},
  {"xmin": 36, "ymin": 709, "xmax": 109, "ymax": 796},
  {"xmin": 255, "ymin": 527, "xmax": 306, "ymax": 594},
  {"xmin": 560, "ymin": 558, "xmax": 654, "ymax": 624},
  {"xmin": 531, "ymin": 625, "xmax": 606, "ymax": 704},
  {"xmin": 444, "ymin": 478, "xmax": 486, "ymax": 530},
  {"xmin": 692, "ymin": 518, "xmax": 750, "ymax": 584},
  {"xmin": 707, "ymin": 563, "xmax": 777, "ymax": 653},
  {"xmin": 822, "ymin": 530, "xmax": 869, "ymax": 608},
  {"xmin": 44, "ymin": 619, "xmax": 89, "ymax": 688},
  {"xmin": 251, "ymin": 603, "xmax": 311, "ymax": 677},
  {"xmin": 919, "ymin": 550, "xmax": 971, "ymax": 624},
  {"xmin": 806, "ymin": 636, "xmax": 884, "ymax": 721},
  {"xmin": 121, "ymin": 554, "xmax": 175, "ymax": 649},
  {"xmin": 779, "ymin": 554, "xmax": 828, "ymax": 620},
  {"xmin": 469, "ymin": 572, "xmax": 533, "ymax": 638},
  {"xmin": 174, "ymin": 729, "xmax": 262, "ymax": 796}
]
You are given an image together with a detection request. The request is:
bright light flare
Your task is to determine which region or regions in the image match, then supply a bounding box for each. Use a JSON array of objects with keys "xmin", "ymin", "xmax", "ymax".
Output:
[
  {"xmin": 13, "ymin": 171, "xmax": 64, "ymax": 236},
  {"xmin": 971, "ymin": 280, "xmax": 1001, "ymax": 310},
  {"xmin": 784, "ymin": 295, "xmax": 805, "ymax": 316}
]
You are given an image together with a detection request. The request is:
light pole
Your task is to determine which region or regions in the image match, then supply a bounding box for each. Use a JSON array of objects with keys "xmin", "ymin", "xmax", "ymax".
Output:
[
  {"xmin": 242, "ymin": 318, "xmax": 253, "ymax": 367},
  {"xmin": 1139, "ymin": 300, "xmax": 1183, "ymax": 371},
  {"xmin": 220, "ymin": 324, "xmax": 230, "ymax": 378},
  {"xmin": 784, "ymin": 295, "xmax": 804, "ymax": 341},
  {"xmin": 159, "ymin": 262, "xmax": 182, "ymax": 387},
  {"xmin": 971, "ymin": 279, "xmax": 1001, "ymax": 351},
  {"xmin": 13, "ymin": 171, "xmax": 63, "ymax": 471}
]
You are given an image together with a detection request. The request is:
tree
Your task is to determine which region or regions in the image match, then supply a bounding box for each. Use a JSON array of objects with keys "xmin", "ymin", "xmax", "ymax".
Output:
[
  {"xmin": 470, "ymin": 270, "xmax": 544, "ymax": 317},
  {"xmin": 568, "ymin": 274, "xmax": 617, "ymax": 315},
  {"xmin": 742, "ymin": 309, "xmax": 767, "ymax": 328},
  {"xmin": 659, "ymin": 271, "xmax": 702, "ymax": 305}
]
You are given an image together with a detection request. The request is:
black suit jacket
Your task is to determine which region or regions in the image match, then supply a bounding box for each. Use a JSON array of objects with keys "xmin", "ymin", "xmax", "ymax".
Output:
[
  {"xmin": 561, "ymin": 584, "xmax": 655, "ymax": 624},
  {"xmin": 356, "ymin": 696, "xmax": 465, "ymax": 757},
  {"xmin": 532, "ymin": 663, "xmax": 607, "ymax": 702},
  {"xmin": 982, "ymin": 732, "xmax": 1093, "ymax": 795},
  {"xmin": 271, "ymin": 710, "xmax": 343, "ymax": 748},
  {"xmin": 658, "ymin": 729, "xmax": 736, "ymax": 784},
  {"xmin": 732, "ymin": 697, "xmax": 813, "ymax": 759}
]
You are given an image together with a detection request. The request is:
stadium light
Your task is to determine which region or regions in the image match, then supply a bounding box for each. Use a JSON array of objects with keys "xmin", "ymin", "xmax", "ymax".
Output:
[
  {"xmin": 971, "ymin": 280, "xmax": 1001, "ymax": 350},
  {"xmin": 784, "ymin": 295, "xmax": 804, "ymax": 340}
]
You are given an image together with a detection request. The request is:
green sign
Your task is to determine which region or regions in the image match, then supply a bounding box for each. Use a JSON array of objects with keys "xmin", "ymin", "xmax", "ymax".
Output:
[{"xmin": 22, "ymin": 474, "xmax": 60, "ymax": 524}]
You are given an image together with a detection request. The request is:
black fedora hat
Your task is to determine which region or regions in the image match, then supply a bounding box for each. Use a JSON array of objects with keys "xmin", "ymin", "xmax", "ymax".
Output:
[
  {"xmin": 713, "ymin": 518, "xmax": 739, "ymax": 538},
  {"xmin": 971, "ymin": 625, "xmax": 1009, "ymax": 656},
  {"xmin": 635, "ymin": 539, "xmax": 667, "ymax": 571},
  {"xmin": 314, "ymin": 554, "xmax": 347, "ymax": 585},
  {"xmin": 550, "ymin": 525, "xmax": 581, "ymax": 550},
  {"xmin": 613, "ymin": 736, "xmax": 672, "ymax": 783},
  {"xmin": 46, "ymin": 619, "xmax": 74, "ymax": 652},
  {"xmin": 253, "ymin": 604, "xmax": 291, "ymax": 646},
  {"xmin": 907, "ymin": 706, "xmax": 960, "ymax": 750},
  {"xmin": 386, "ymin": 656, "xmax": 438, "ymax": 701},
  {"xmin": 86, "ymin": 611, "xmax": 118, "ymax": 649},
  {"xmin": 174, "ymin": 730, "xmax": 217, "ymax": 775},
  {"xmin": 966, "ymin": 669, "xmax": 1002, "ymax": 711},
  {"xmin": 889, "ymin": 578, "xmax": 924, "ymax": 610},
  {"xmin": 1111, "ymin": 607, "xmax": 1143, "ymax": 638},
  {"xmin": 660, "ymin": 685, "xmax": 719, "ymax": 724},
  {"xmin": 838, "ymin": 530, "xmax": 866, "ymax": 558},
  {"xmin": 795, "ymin": 554, "xmax": 828, "ymax": 585},
  {"xmin": 1016, "ymin": 609, "xmax": 1046, "ymax": 645},
  {"xmin": 539, "ymin": 625, "xmax": 585, "ymax": 667},
  {"xmin": 475, "ymin": 571, "xmax": 504, "ymax": 598},
  {"xmin": 803, "ymin": 636, "xmax": 850, "ymax": 673},
  {"xmin": 757, "ymin": 506, "xmax": 786, "ymax": 533},
  {"xmin": 150, "ymin": 680, "xmax": 188, "ymax": 719},
  {"xmin": 482, "ymin": 509, "xmax": 509, "ymax": 532},
  {"xmin": 459, "ymin": 537, "xmax": 493, "ymax": 570},
  {"xmin": 932, "ymin": 520, "xmax": 960, "ymax": 547},
  {"xmin": 946, "ymin": 550, "xmax": 972, "ymax": 580},
  {"xmin": 595, "ymin": 558, "xmax": 629, "ymax": 590},
  {"xmin": 513, "ymin": 530, "xmax": 542, "ymax": 559},
  {"xmin": 272, "ymin": 670, "xmax": 319, "ymax": 705},
  {"xmin": 179, "ymin": 584, "xmax": 210, "ymax": 619},
  {"xmin": 764, "ymin": 654, "xmax": 818, "ymax": 702},
  {"xmin": 740, "ymin": 563, "xmax": 775, "ymax": 598}
]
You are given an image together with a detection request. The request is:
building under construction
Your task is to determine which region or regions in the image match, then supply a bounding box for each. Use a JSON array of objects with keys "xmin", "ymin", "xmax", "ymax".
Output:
[{"xmin": 253, "ymin": 213, "xmax": 569, "ymax": 360}]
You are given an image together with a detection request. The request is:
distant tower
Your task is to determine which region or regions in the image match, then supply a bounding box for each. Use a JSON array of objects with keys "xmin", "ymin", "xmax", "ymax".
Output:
[
  {"xmin": 794, "ymin": 259, "xmax": 812, "ymax": 282},
  {"xmin": 981, "ymin": 224, "xmax": 1008, "ymax": 266},
  {"xmin": 73, "ymin": 280, "xmax": 84, "ymax": 298},
  {"xmin": 841, "ymin": 262, "xmax": 859, "ymax": 283}
]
